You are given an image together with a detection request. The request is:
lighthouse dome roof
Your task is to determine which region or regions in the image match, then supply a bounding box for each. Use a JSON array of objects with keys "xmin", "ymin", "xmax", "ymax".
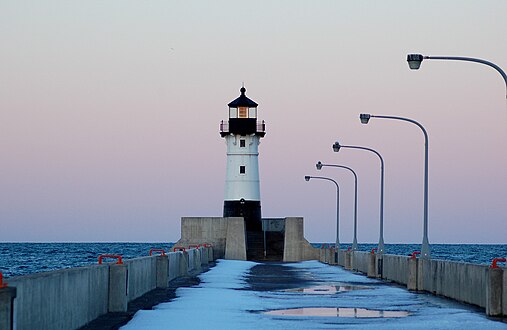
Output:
[{"xmin": 228, "ymin": 87, "xmax": 258, "ymax": 107}]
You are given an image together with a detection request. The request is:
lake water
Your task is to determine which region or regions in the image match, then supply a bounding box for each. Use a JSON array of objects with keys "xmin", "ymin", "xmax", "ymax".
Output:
[{"xmin": 0, "ymin": 242, "xmax": 505, "ymax": 277}]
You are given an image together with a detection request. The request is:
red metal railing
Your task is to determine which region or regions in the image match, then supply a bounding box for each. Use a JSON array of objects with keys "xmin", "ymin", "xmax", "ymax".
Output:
[
  {"xmin": 371, "ymin": 248, "xmax": 378, "ymax": 254},
  {"xmin": 188, "ymin": 244, "xmax": 201, "ymax": 249},
  {"xmin": 149, "ymin": 249, "xmax": 166, "ymax": 256},
  {"xmin": 98, "ymin": 254, "xmax": 123, "ymax": 265},
  {"xmin": 173, "ymin": 247, "xmax": 186, "ymax": 252},
  {"xmin": 411, "ymin": 251, "xmax": 421, "ymax": 259},
  {"xmin": 0, "ymin": 272, "xmax": 7, "ymax": 288},
  {"xmin": 490, "ymin": 257, "xmax": 506, "ymax": 269}
]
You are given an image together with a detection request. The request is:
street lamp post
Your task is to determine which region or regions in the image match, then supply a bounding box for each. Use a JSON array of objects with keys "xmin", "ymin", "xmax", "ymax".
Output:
[
  {"xmin": 332, "ymin": 141, "xmax": 385, "ymax": 255},
  {"xmin": 305, "ymin": 175, "xmax": 340, "ymax": 252},
  {"xmin": 316, "ymin": 161, "xmax": 359, "ymax": 251},
  {"xmin": 406, "ymin": 54, "xmax": 507, "ymax": 98},
  {"xmin": 359, "ymin": 114, "xmax": 431, "ymax": 259}
]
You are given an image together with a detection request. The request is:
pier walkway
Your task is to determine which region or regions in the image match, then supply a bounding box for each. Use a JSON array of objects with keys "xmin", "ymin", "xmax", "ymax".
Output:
[{"xmin": 122, "ymin": 260, "xmax": 506, "ymax": 329}]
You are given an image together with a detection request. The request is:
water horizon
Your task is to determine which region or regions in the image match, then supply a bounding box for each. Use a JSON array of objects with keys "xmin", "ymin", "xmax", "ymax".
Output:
[{"xmin": 1, "ymin": 242, "xmax": 505, "ymax": 278}]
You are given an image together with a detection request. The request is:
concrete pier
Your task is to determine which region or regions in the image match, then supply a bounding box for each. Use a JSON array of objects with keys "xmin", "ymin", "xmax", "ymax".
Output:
[{"xmin": 1, "ymin": 246, "xmax": 215, "ymax": 330}]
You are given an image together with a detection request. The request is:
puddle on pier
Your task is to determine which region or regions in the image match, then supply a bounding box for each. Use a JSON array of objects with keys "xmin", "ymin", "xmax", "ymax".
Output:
[
  {"xmin": 283, "ymin": 284, "xmax": 372, "ymax": 294},
  {"xmin": 265, "ymin": 307, "xmax": 409, "ymax": 318}
]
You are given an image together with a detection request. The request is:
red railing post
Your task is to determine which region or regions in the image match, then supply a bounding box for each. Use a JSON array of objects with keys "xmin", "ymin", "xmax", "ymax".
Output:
[
  {"xmin": 411, "ymin": 251, "xmax": 421, "ymax": 259},
  {"xmin": 371, "ymin": 248, "xmax": 378, "ymax": 254},
  {"xmin": 98, "ymin": 254, "xmax": 123, "ymax": 265},
  {"xmin": 490, "ymin": 257, "xmax": 506, "ymax": 269},
  {"xmin": 0, "ymin": 272, "xmax": 7, "ymax": 288},
  {"xmin": 149, "ymin": 249, "xmax": 166, "ymax": 256}
]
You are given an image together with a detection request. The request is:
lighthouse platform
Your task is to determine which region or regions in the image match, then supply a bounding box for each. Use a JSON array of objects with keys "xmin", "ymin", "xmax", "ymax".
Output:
[{"xmin": 173, "ymin": 216, "xmax": 318, "ymax": 262}]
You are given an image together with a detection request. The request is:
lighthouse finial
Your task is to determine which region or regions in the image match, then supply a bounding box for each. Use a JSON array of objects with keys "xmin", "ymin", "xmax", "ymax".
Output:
[{"xmin": 240, "ymin": 83, "xmax": 246, "ymax": 95}]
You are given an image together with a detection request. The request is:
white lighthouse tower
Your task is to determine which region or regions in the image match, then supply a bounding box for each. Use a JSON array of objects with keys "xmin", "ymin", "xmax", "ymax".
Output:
[{"xmin": 220, "ymin": 87, "xmax": 265, "ymax": 231}]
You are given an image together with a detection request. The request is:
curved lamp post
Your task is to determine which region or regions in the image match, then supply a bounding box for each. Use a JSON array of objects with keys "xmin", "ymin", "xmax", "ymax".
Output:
[
  {"xmin": 316, "ymin": 161, "xmax": 359, "ymax": 251},
  {"xmin": 305, "ymin": 175, "xmax": 340, "ymax": 251},
  {"xmin": 332, "ymin": 141, "xmax": 385, "ymax": 255},
  {"xmin": 360, "ymin": 114, "xmax": 431, "ymax": 259},
  {"xmin": 407, "ymin": 54, "xmax": 507, "ymax": 98}
]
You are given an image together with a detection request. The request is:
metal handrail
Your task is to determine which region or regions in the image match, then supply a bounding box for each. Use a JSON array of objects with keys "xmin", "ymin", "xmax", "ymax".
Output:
[{"xmin": 98, "ymin": 254, "xmax": 123, "ymax": 265}]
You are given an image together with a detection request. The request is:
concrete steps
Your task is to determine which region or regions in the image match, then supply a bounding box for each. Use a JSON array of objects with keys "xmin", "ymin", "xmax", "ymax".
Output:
[{"xmin": 246, "ymin": 231, "xmax": 284, "ymax": 261}]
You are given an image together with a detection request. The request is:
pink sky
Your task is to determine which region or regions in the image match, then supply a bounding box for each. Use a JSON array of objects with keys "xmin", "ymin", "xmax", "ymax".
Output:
[{"xmin": 0, "ymin": 1, "xmax": 506, "ymax": 243}]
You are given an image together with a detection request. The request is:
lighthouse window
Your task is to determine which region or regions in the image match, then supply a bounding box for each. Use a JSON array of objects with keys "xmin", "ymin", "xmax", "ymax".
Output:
[
  {"xmin": 239, "ymin": 166, "xmax": 246, "ymax": 174},
  {"xmin": 229, "ymin": 107, "xmax": 237, "ymax": 118},
  {"xmin": 240, "ymin": 139, "xmax": 246, "ymax": 147},
  {"xmin": 249, "ymin": 107, "xmax": 257, "ymax": 118},
  {"xmin": 238, "ymin": 107, "xmax": 248, "ymax": 118}
]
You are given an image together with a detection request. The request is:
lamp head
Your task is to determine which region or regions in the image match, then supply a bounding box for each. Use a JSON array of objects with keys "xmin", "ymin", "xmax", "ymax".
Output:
[
  {"xmin": 360, "ymin": 113, "xmax": 371, "ymax": 124},
  {"xmin": 332, "ymin": 141, "xmax": 341, "ymax": 152},
  {"xmin": 407, "ymin": 54, "xmax": 424, "ymax": 70},
  {"xmin": 316, "ymin": 161, "xmax": 323, "ymax": 170},
  {"xmin": 304, "ymin": 176, "xmax": 311, "ymax": 181}
]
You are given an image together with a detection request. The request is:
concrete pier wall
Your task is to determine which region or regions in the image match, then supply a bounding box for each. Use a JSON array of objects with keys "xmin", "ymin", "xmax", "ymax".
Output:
[
  {"xmin": 317, "ymin": 247, "xmax": 506, "ymax": 317},
  {"xmin": 382, "ymin": 254, "xmax": 409, "ymax": 285},
  {"xmin": 8, "ymin": 265, "xmax": 110, "ymax": 330},
  {"xmin": 419, "ymin": 259, "xmax": 488, "ymax": 308},
  {"xmin": 352, "ymin": 251, "xmax": 369, "ymax": 274},
  {"xmin": 1, "ymin": 246, "xmax": 215, "ymax": 330},
  {"xmin": 125, "ymin": 256, "xmax": 157, "ymax": 302},
  {"xmin": 168, "ymin": 252, "xmax": 181, "ymax": 281}
]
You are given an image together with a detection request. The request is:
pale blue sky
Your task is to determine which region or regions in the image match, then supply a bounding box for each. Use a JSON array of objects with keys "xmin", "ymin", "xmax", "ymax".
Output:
[{"xmin": 1, "ymin": 1, "xmax": 506, "ymax": 243}]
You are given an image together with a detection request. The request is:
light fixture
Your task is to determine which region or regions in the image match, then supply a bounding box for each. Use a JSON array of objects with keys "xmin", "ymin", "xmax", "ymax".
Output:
[
  {"xmin": 332, "ymin": 141, "xmax": 341, "ymax": 152},
  {"xmin": 407, "ymin": 54, "xmax": 424, "ymax": 70},
  {"xmin": 360, "ymin": 113, "xmax": 371, "ymax": 124}
]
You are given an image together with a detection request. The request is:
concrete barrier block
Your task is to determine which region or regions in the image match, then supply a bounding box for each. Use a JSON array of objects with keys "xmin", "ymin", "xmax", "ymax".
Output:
[
  {"xmin": 168, "ymin": 252, "xmax": 180, "ymax": 281},
  {"xmin": 199, "ymin": 248, "xmax": 208, "ymax": 266},
  {"xmin": 225, "ymin": 218, "xmax": 247, "ymax": 260},
  {"xmin": 0, "ymin": 287, "xmax": 16, "ymax": 330},
  {"xmin": 319, "ymin": 249, "xmax": 325, "ymax": 263},
  {"xmin": 344, "ymin": 251, "xmax": 352, "ymax": 270},
  {"xmin": 208, "ymin": 247, "xmax": 214, "ymax": 262},
  {"xmin": 179, "ymin": 251, "xmax": 189, "ymax": 277},
  {"xmin": 329, "ymin": 249, "xmax": 338, "ymax": 265},
  {"xmin": 126, "ymin": 257, "xmax": 157, "ymax": 302},
  {"xmin": 367, "ymin": 253, "xmax": 376, "ymax": 278},
  {"xmin": 324, "ymin": 249, "xmax": 332, "ymax": 264},
  {"xmin": 486, "ymin": 267, "xmax": 503, "ymax": 316},
  {"xmin": 407, "ymin": 258, "xmax": 418, "ymax": 291},
  {"xmin": 156, "ymin": 255, "xmax": 169, "ymax": 288},
  {"xmin": 352, "ymin": 251, "xmax": 369, "ymax": 274},
  {"xmin": 108, "ymin": 264, "xmax": 128, "ymax": 312}
]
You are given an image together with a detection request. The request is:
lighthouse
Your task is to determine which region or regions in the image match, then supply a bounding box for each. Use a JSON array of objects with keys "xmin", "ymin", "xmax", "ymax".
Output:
[{"xmin": 220, "ymin": 87, "xmax": 265, "ymax": 231}]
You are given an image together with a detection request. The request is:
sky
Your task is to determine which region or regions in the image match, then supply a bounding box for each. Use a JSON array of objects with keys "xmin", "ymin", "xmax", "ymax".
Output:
[{"xmin": 0, "ymin": 1, "xmax": 506, "ymax": 243}]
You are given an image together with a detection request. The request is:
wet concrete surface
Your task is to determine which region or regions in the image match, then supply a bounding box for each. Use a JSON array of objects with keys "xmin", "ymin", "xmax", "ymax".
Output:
[
  {"xmin": 103, "ymin": 261, "xmax": 507, "ymax": 329},
  {"xmin": 244, "ymin": 263, "xmax": 317, "ymax": 292}
]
